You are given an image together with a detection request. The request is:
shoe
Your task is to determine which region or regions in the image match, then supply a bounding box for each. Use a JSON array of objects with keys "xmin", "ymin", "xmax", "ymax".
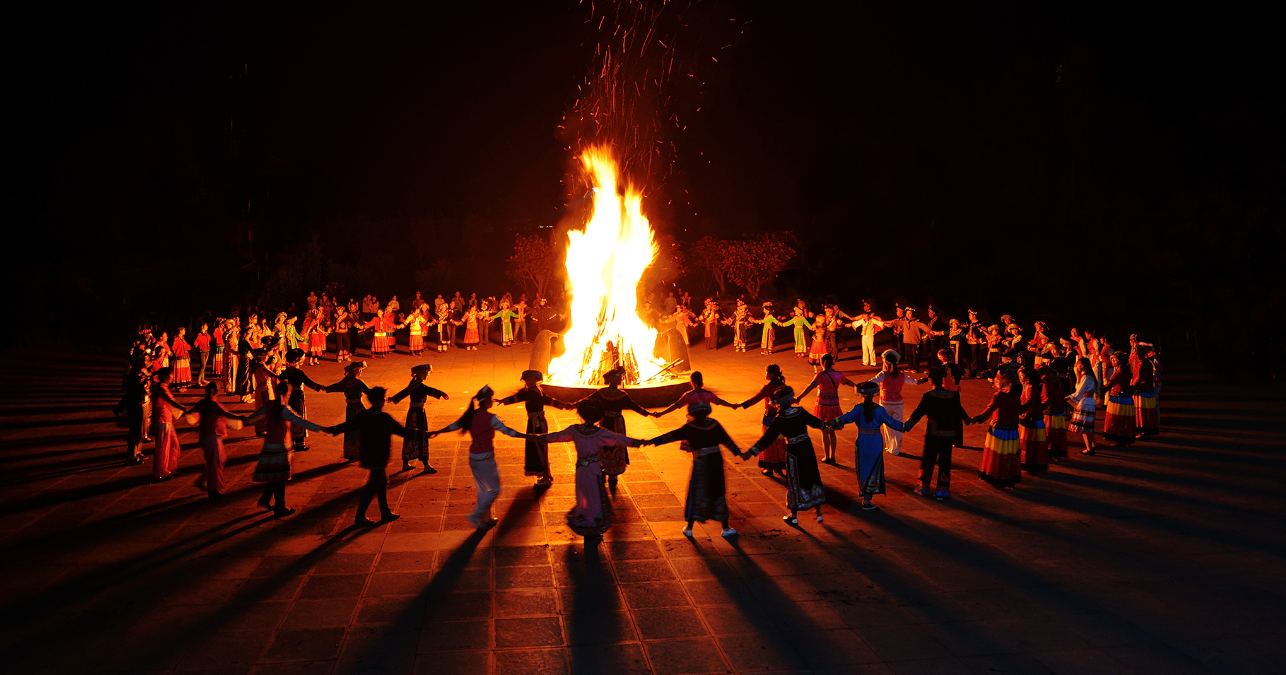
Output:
[
  {"xmin": 916, "ymin": 486, "xmax": 930, "ymax": 496},
  {"xmin": 862, "ymin": 502, "xmax": 878, "ymax": 511},
  {"xmin": 380, "ymin": 513, "xmax": 401, "ymax": 522},
  {"xmin": 816, "ymin": 514, "xmax": 824, "ymax": 523},
  {"xmin": 682, "ymin": 528, "xmax": 694, "ymax": 537},
  {"xmin": 422, "ymin": 465, "xmax": 438, "ymax": 475},
  {"xmin": 294, "ymin": 446, "xmax": 309, "ymax": 452},
  {"xmin": 257, "ymin": 496, "xmax": 274, "ymax": 510},
  {"xmin": 782, "ymin": 515, "xmax": 798, "ymax": 525},
  {"xmin": 273, "ymin": 508, "xmax": 296, "ymax": 517},
  {"xmin": 721, "ymin": 528, "xmax": 737, "ymax": 537},
  {"xmin": 126, "ymin": 456, "xmax": 143, "ymax": 466},
  {"xmin": 478, "ymin": 518, "xmax": 498, "ymax": 530},
  {"xmin": 761, "ymin": 469, "xmax": 772, "ymax": 476},
  {"xmin": 935, "ymin": 491, "xmax": 949, "ymax": 501},
  {"xmin": 207, "ymin": 491, "xmax": 223, "ymax": 499},
  {"xmin": 1082, "ymin": 449, "xmax": 1095, "ymax": 455},
  {"xmin": 355, "ymin": 516, "xmax": 375, "ymax": 526},
  {"xmin": 152, "ymin": 474, "xmax": 173, "ymax": 483},
  {"xmin": 822, "ymin": 457, "xmax": 837, "ymax": 465}
]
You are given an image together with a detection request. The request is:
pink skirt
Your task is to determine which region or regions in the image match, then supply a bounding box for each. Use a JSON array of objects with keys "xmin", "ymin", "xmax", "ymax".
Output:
[
  {"xmin": 197, "ymin": 435, "xmax": 226, "ymax": 493},
  {"xmin": 152, "ymin": 423, "xmax": 180, "ymax": 479}
]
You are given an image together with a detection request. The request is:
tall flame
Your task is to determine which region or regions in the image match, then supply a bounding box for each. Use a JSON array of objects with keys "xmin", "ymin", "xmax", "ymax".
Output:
[{"xmin": 547, "ymin": 146, "xmax": 667, "ymax": 385}]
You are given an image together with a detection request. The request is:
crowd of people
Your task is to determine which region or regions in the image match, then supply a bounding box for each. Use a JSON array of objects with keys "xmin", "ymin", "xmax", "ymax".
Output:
[{"xmin": 114, "ymin": 288, "xmax": 1164, "ymax": 539}]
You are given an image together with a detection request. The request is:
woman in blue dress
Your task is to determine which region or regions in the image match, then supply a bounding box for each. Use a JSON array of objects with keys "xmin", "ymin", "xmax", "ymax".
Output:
[{"xmin": 827, "ymin": 382, "xmax": 902, "ymax": 511}]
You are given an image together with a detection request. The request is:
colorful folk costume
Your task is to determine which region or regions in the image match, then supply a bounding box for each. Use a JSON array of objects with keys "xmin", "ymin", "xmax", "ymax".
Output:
[
  {"xmin": 390, "ymin": 365, "xmax": 448, "ymax": 473},
  {"xmin": 462, "ymin": 307, "xmax": 481, "ymax": 350},
  {"xmin": 581, "ymin": 369, "xmax": 649, "ymax": 488},
  {"xmin": 902, "ymin": 377, "xmax": 969, "ymax": 499},
  {"xmin": 699, "ymin": 300, "xmax": 721, "ymax": 350},
  {"xmin": 476, "ymin": 302, "xmax": 493, "ymax": 349},
  {"xmin": 401, "ymin": 309, "xmax": 429, "ymax": 356},
  {"xmin": 326, "ymin": 362, "xmax": 372, "ymax": 462},
  {"xmin": 1018, "ymin": 372, "xmax": 1049, "ymax": 473},
  {"xmin": 307, "ymin": 317, "xmax": 328, "ymax": 363},
  {"xmin": 807, "ymin": 368, "xmax": 845, "ymax": 423},
  {"xmin": 807, "ymin": 318, "xmax": 830, "ymax": 370},
  {"xmin": 784, "ymin": 308, "xmax": 813, "ymax": 357},
  {"xmin": 1102, "ymin": 358, "xmax": 1136, "ymax": 445},
  {"xmin": 382, "ymin": 307, "xmax": 398, "ymax": 352},
  {"xmin": 740, "ymin": 368, "xmax": 789, "ymax": 476},
  {"xmin": 150, "ymin": 374, "xmax": 185, "ymax": 481},
  {"xmin": 868, "ymin": 351, "xmax": 921, "ymax": 456},
  {"xmin": 334, "ymin": 309, "xmax": 353, "ymax": 361},
  {"xmin": 496, "ymin": 305, "xmax": 519, "ymax": 347},
  {"xmin": 436, "ymin": 386, "xmax": 524, "ymax": 529},
  {"xmin": 500, "ymin": 371, "xmax": 571, "ymax": 487},
  {"xmin": 283, "ymin": 317, "xmax": 303, "ymax": 352},
  {"xmin": 171, "ymin": 333, "xmax": 191, "ymax": 388},
  {"xmin": 1068, "ymin": 369, "xmax": 1098, "ymax": 440},
  {"xmin": 279, "ymin": 349, "xmax": 326, "ymax": 451},
  {"xmin": 223, "ymin": 323, "xmax": 240, "ymax": 394},
  {"xmin": 539, "ymin": 417, "xmax": 639, "ymax": 537},
  {"xmin": 973, "ymin": 371, "xmax": 1023, "ymax": 488},
  {"xmin": 436, "ymin": 303, "xmax": 453, "ymax": 352},
  {"xmin": 212, "ymin": 322, "xmax": 225, "ymax": 376},
  {"xmin": 745, "ymin": 388, "xmax": 827, "ymax": 523},
  {"xmin": 187, "ymin": 391, "xmax": 242, "ymax": 497},
  {"xmin": 244, "ymin": 396, "xmax": 324, "ymax": 517},
  {"xmin": 1041, "ymin": 367, "xmax": 1069, "ymax": 460},
  {"xmin": 1132, "ymin": 350, "xmax": 1159, "ymax": 438},
  {"xmin": 729, "ymin": 300, "xmax": 752, "ymax": 352},
  {"xmin": 832, "ymin": 383, "xmax": 903, "ymax": 508},
  {"xmin": 364, "ymin": 312, "xmax": 390, "ymax": 357},
  {"xmin": 755, "ymin": 302, "xmax": 783, "ymax": 354},
  {"xmin": 851, "ymin": 313, "xmax": 885, "ymax": 367},
  {"xmin": 250, "ymin": 355, "xmax": 275, "ymax": 435},
  {"xmin": 122, "ymin": 358, "xmax": 150, "ymax": 465},
  {"xmin": 648, "ymin": 403, "xmax": 742, "ymax": 535}
]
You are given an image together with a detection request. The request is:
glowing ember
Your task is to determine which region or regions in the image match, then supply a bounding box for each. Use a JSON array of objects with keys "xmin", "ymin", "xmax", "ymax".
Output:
[{"xmin": 547, "ymin": 146, "xmax": 668, "ymax": 386}]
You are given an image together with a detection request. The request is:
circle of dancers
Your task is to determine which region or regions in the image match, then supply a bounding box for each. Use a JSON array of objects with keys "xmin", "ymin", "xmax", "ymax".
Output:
[{"xmin": 115, "ymin": 291, "xmax": 1163, "ymax": 538}]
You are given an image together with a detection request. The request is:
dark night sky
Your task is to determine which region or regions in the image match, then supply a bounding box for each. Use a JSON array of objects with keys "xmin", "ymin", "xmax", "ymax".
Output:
[{"xmin": 5, "ymin": 1, "xmax": 1284, "ymax": 354}]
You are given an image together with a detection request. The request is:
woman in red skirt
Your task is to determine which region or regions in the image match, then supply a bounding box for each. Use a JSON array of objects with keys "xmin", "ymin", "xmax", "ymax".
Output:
[
  {"xmin": 171, "ymin": 328, "xmax": 192, "ymax": 391},
  {"xmin": 797, "ymin": 353, "xmax": 859, "ymax": 464},
  {"xmin": 363, "ymin": 309, "xmax": 391, "ymax": 358},
  {"xmin": 149, "ymin": 367, "xmax": 189, "ymax": 482},
  {"xmin": 971, "ymin": 369, "xmax": 1023, "ymax": 488},
  {"xmin": 1017, "ymin": 368, "xmax": 1049, "ymax": 473},
  {"xmin": 1102, "ymin": 352, "xmax": 1136, "ymax": 445},
  {"xmin": 739, "ymin": 365, "xmax": 789, "ymax": 478},
  {"xmin": 308, "ymin": 316, "xmax": 329, "ymax": 365}
]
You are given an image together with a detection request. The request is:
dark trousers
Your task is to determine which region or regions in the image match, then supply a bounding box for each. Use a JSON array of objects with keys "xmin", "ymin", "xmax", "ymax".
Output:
[
  {"xmin": 196, "ymin": 349, "xmax": 210, "ymax": 382},
  {"xmin": 968, "ymin": 344, "xmax": 983, "ymax": 375},
  {"xmin": 516, "ymin": 320, "xmax": 527, "ymax": 342},
  {"xmin": 260, "ymin": 481, "xmax": 286, "ymax": 507},
  {"xmin": 357, "ymin": 467, "xmax": 391, "ymax": 519},
  {"xmin": 904, "ymin": 343, "xmax": 921, "ymax": 371},
  {"xmin": 919, "ymin": 438, "xmax": 953, "ymax": 491}
]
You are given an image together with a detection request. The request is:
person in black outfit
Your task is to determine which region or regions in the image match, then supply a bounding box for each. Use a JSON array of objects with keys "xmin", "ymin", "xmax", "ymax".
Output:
[
  {"xmin": 902, "ymin": 369, "xmax": 971, "ymax": 500},
  {"xmin": 329, "ymin": 387, "xmax": 408, "ymax": 526},
  {"xmin": 279, "ymin": 348, "xmax": 327, "ymax": 452},
  {"xmin": 965, "ymin": 310, "xmax": 986, "ymax": 377}
]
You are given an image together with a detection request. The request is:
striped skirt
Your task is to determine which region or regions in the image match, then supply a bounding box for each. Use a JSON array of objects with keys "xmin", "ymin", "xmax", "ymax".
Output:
[
  {"xmin": 1070, "ymin": 402, "xmax": 1096, "ymax": 433},
  {"xmin": 1045, "ymin": 411, "xmax": 1068, "ymax": 459},
  {"xmin": 371, "ymin": 332, "xmax": 390, "ymax": 354},
  {"xmin": 409, "ymin": 334, "xmax": 424, "ymax": 352},
  {"xmin": 1103, "ymin": 394, "xmax": 1136, "ymax": 444},
  {"xmin": 814, "ymin": 396, "xmax": 843, "ymax": 422},
  {"xmin": 253, "ymin": 443, "xmax": 293, "ymax": 482},
  {"xmin": 309, "ymin": 332, "xmax": 326, "ymax": 353},
  {"xmin": 213, "ymin": 346, "xmax": 224, "ymax": 374},
  {"xmin": 1134, "ymin": 391, "xmax": 1159, "ymax": 435},
  {"xmin": 979, "ymin": 423, "xmax": 1021, "ymax": 487},
  {"xmin": 1020, "ymin": 419, "xmax": 1049, "ymax": 472},
  {"xmin": 173, "ymin": 358, "xmax": 191, "ymax": 384}
]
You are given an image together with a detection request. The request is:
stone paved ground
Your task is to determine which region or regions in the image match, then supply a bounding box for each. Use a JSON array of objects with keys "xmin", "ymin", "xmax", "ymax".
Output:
[{"xmin": 1, "ymin": 340, "xmax": 1283, "ymax": 675}]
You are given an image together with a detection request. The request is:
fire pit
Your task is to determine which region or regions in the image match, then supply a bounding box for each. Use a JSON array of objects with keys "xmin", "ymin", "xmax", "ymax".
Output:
[{"xmin": 541, "ymin": 379, "xmax": 692, "ymax": 408}]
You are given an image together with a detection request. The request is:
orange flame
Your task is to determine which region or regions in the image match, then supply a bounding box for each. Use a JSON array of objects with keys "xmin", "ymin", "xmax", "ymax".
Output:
[{"xmin": 547, "ymin": 146, "xmax": 666, "ymax": 385}]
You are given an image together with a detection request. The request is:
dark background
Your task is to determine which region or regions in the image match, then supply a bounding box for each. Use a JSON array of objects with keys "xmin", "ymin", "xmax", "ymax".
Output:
[{"xmin": 5, "ymin": 1, "xmax": 1283, "ymax": 371}]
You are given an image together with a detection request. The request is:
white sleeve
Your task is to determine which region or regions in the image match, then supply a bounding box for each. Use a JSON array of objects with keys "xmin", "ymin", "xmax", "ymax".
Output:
[
  {"xmin": 490, "ymin": 416, "xmax": 521, "ymax": 437},
  {"xmin": 869, "ymin": 372, "xmax": 887, "ymax": 384}
]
